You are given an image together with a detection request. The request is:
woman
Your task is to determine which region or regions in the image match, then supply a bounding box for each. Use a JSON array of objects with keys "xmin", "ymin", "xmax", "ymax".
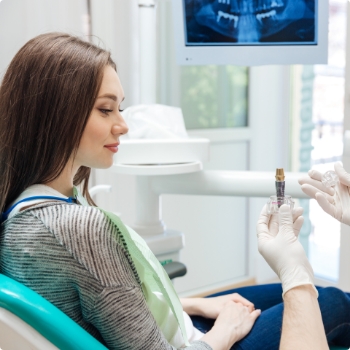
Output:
[{"xmin": 0, "ymin": 33, "xmax": 349, "ymax": 350}]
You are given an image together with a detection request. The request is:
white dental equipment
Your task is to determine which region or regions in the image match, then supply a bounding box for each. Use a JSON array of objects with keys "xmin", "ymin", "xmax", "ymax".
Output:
[{"xmin": 112, "ymin": 104, "xmax": 308, "ymax": 262}]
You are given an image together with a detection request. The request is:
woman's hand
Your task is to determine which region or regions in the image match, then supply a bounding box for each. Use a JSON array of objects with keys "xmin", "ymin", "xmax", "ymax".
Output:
[
  {"xmin": 299, "ymin": 162, "xmax": 350, "ymax": 226},
  {"xmin": 181, "ymin": 293, "xmax": 255, "ymax": 319},
  {"xmin": 200, "ymin": 300, "xmax": 261, "ymax": 350}
]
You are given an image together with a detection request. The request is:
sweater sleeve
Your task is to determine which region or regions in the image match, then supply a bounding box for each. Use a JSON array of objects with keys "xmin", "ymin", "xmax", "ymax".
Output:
[
  {"xmin": 90, "ymin": 287, "xmax": 213, "ymax": 350},
  {"xmin": 35, "ymin": 204, "xmax": 213, "ymax": 350}
]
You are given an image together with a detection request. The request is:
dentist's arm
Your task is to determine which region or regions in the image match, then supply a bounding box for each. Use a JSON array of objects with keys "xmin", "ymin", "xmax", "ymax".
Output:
[
  {"xmin": 282, "ymin": 285, "xmax": 326, "ymax": 350},
  {"xmin": 257, "ymin": 205, "xmax": 328, "ymax": 350}
]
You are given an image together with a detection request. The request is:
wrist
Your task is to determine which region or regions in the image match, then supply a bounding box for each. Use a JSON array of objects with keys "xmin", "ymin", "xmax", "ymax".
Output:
[
  {"xmin": 180, "ymin": 297, "xmax": 203, "ymax": 316},
  {"xmin": 202, "ymin": 325, "xmax": 237, "ymax": 350},
  {"xmin": 280, "ymin": 265, "xmax": 316, "ymax": 298},
  {"xmin": 284, "ymin": 284, "xmax": 318, "ymax": 300}
]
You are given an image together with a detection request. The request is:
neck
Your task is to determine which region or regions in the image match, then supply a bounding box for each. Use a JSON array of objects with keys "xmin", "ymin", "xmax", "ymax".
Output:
[{"xmin": 45, "ymin": 159, "xmax": 79, "ymax": 197}]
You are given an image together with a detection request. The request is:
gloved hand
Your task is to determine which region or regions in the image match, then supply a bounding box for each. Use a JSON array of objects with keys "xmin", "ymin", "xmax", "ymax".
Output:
[
  {"xmin": 257, "ymin": 204, "xmax": 317, "ymax": 298},
  {"xmin": 299, "ymin": 162, "xmax": 350, "ymax": 226},
  {"xmin": 268, "ymin": 206, "xmax": 304, "ymax": 237}
]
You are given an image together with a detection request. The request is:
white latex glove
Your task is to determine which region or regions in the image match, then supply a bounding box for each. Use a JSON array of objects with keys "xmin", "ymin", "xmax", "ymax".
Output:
[
  {"xmin": 268, "ymin": 206, "xmax": 304, "ymax": 238},
  {"xmin": 257, "ymin": 204, "xmax": 317, "ymax": 298},
  {"xmin": 299, "ymin": 162, "xmax": 350, "ymax": 226}
]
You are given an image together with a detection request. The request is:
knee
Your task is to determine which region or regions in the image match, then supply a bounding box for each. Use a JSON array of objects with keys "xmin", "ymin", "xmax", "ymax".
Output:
[
  {"xmin": 320, "ymin": 286, "xmax": 347, "ymax": 298},
  {"xmin": 319, "ymin": 287, "xmax": 350, "ymax": 312}
]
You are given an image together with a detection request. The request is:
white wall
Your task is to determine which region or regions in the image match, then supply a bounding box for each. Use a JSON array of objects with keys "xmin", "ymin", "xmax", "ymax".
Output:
[
  {"xmin": 0, "ymin": 0, "xmax": 141, "ymax": 229},
  {"xmin": 89, "ymin": 0, "xmax": 141, "ymax": 226},
  {"xmin": 0, "ymin": 0, "xmax": 87, "ymax": 78}
]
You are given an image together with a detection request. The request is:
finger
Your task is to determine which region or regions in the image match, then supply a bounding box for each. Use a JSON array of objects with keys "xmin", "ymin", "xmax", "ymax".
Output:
[
  {"xmin": 308, "ymin": 169, "xmax": 323, "ymax": 181},
  {"xmin": 224, "ymin": 300, "xmax": 235, "ymax": 308},
  {"xmin": 250, "ymin": 309, "xmax": 261, "ymax": 322},
  {"xmin": 232, "ymin": 294, "xmax": 255, "ymax": 310},
  {"xmin": 299, "ymin": 178, "xmax": 335, "ymax": 196},
  {"xmin": 292, "ymin": 206, "xmax": 303, "ymax": 222},
  {"xmin": 257, "ymin": 205, "xmax": 270, "ymax": 224},
  {"xmin": 278, "ymin": 204, "xmax": 294, "ymax": 237},
  {"xmin": 247, "ymin": 304, "xmax": 255, "ymax": 313},
  {"xmin": 315, "ymin": 192, "xmax": 335, "ymax": 217},
  {"xmin": 301, "ymin": 184, "xmax": 335, "ymax": 201},
  {"xmin": 293, "ymin": 216, "xmax": 304, "ymax": 238},
  {"xmin": 335, "ymin": 162, "xmax": 350, "ymax": 187},
  {"xmin": 267, "ymin": 212, "xmax": 279, "ymax": 237},
  {"xmin": 300, "ymin": 184, "xmax": 318, "ymax": 199},
  {"xmin": 238, "ymin": 302, "xmax": 254, "ymax": 313},
  {"xmin": 256, "ymin": 205, "xmax": 271, "ymax": 239}
]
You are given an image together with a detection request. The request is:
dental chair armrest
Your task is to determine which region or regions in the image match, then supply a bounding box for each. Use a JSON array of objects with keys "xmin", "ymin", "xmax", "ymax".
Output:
[{"xmin": 163, "ymin": 261, "xmax": 187, "ymax": 280}]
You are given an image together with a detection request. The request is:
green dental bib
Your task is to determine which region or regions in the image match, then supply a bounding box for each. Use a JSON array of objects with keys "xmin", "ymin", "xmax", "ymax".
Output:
[{"xmin": 73, "ymin": 188, "xmax": 190, "ymax": 347}]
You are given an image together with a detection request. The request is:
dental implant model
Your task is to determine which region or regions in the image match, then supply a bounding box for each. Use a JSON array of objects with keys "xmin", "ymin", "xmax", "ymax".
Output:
[
  {"xmin": 322, "ymin": 170, "xmax": 339, "ymax": 188},
  {"xmin": 275, "ymin": 168, "xmax": 285, "ymax": 201},
  {"xmin": 267, "ymin": 168, "xmax": 294, "ymax": 214}
]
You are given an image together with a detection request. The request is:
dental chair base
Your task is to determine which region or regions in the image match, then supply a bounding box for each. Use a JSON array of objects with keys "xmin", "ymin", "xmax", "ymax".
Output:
[{"xmin": 0, "ymin": 307, "xmax": 58, "ymax": 350}]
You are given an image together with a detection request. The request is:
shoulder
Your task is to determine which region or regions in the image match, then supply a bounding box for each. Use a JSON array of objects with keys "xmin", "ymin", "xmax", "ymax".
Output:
[
  {"xmin": 3, "ymin": 203, "xmax": 110, "ymax": 239},
  {"xmin": 25, "ymin": 203, "xmax": 138, "ymax": 287},
  {"xmin": 28, "ymin": 202, "xmax": 118, "ymax": 248},
  {"xmin": 14, "ymin": 202, "xmax": 110, "ymax": 241},
  {"xmin": 29, "ymin": 202, "xmax": 107, "ymax": 225}
]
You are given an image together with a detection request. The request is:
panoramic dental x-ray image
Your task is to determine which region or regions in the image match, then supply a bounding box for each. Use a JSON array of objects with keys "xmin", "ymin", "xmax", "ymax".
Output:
[{"xmin": 185, "ymin": 0, "xmax": 316, "ymax": 44}]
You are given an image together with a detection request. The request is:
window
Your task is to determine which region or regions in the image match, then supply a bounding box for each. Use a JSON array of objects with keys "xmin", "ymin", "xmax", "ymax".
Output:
[
  {"xmin": 157, "ymin": 0, "xmax": 249, "ymax": 130},
  {"xmin": 308, "ymin": 0, "xmax": 346, "ymax": 281},
  {"xmin": 180, "ymin": 65, "xmax": 248, "ymax": 129}
]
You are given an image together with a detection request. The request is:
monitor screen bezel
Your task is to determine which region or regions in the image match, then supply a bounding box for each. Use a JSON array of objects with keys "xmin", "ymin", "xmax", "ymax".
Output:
[{"xmin": 172, "ymin": 0, "xmax": 328, "ymax": 66}]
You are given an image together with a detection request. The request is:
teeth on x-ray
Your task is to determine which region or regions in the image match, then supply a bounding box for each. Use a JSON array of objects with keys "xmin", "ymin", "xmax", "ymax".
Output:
[
  {"xmin": 271, "ymin": 0, "xmax": 284, "ymax": 8},
  {"xmin": 217, "ymin": 10, "xmax": 239, "ymax": 28},
  {"xmin": 189, "ymin": 0, "xmax": 314, "ymax": 43},
  {"xmin": 256, "ymin": 9, "xmax": 277, "ymax": 25}
]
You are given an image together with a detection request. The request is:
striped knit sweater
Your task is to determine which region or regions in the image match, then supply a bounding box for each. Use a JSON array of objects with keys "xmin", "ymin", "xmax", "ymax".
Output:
[{"xmin": 0, "ymin": 202, "xmax": 212, "ymax": 350}]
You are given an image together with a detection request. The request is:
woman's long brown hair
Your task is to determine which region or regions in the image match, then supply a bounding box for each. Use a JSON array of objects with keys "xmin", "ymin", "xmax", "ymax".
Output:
[{"xmin": 0, "ymin": 32, "xmax": 116, "ymax": 213}]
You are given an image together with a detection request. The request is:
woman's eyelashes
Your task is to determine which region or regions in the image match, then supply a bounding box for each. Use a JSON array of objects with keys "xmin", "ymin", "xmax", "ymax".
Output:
[
  {"xmin": 99, "ymin": 108, "xmax": 123, "ymax": 115},
  {"xmin": 99, "ymin": 108, "xmax": 113, "ymax": 115}
]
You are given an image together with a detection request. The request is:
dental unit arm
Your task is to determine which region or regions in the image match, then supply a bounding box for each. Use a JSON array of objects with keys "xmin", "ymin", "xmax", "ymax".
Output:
[{"xmin": 112, "ymin": 138, "xmax": 308, "ymax": 263}]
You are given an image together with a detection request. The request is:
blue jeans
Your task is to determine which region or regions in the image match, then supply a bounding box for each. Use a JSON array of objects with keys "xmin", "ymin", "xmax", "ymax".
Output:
[{"xmin": 190, "ymin": 284, "xmax": 350, "ymax": 349}]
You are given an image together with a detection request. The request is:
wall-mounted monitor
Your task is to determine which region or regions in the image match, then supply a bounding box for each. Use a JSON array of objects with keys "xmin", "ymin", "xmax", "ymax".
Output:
[{"xmin": 172, "ymin": 0, "xmax": 328, "ymax": 65}]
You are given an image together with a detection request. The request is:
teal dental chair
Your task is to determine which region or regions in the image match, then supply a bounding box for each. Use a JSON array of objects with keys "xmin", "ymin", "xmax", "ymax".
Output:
[
  {"xmin": 0, "ymin": 273, "xmax": 347, "ymax": 350},
  {"xmin": 0, "ymin": 261, "xmax": 186, "ymax": 350},
  {"xmin": 0, "ymin": 274, "xmax": 107, "ymax": 349}
]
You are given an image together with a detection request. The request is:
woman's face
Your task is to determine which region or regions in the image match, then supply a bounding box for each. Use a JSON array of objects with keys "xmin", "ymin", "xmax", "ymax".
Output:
[{"xmin": 75, "ymin": 65, "xmax": 128, "ymax": 169}]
